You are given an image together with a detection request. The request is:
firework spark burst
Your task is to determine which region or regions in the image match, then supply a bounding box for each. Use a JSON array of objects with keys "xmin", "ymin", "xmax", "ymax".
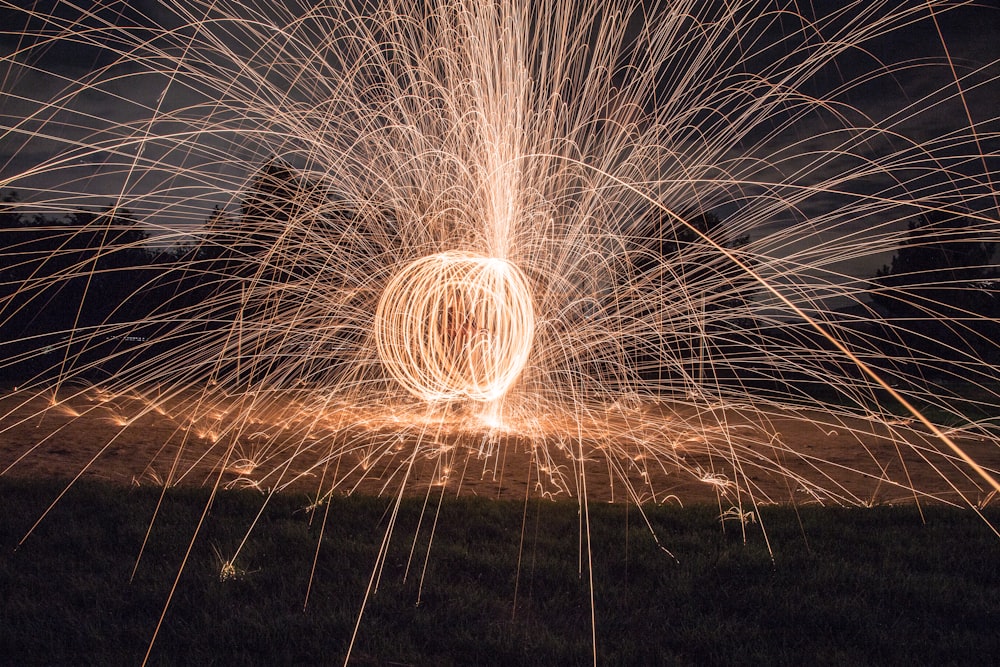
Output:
[{"xmin": 1, "ymin": 0, "xmax": 1000, "ymax": 659}]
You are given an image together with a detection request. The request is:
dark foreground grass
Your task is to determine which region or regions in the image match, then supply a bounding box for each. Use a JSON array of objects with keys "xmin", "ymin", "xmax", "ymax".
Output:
[{"xmin": 2, "ymin": 478, "xmax": 999, "ymax": 666}]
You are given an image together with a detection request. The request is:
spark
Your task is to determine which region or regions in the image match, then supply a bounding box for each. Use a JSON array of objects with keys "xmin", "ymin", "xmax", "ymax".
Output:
[{"xmin": 0, "ymin": 0, "xmax": 998, "ymax": 662}]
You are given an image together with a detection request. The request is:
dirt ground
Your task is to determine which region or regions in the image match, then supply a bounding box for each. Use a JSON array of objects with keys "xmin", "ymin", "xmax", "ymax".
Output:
[{"xmin": 2, "ymin": 386, "xmax": 999, "ymax": 509}]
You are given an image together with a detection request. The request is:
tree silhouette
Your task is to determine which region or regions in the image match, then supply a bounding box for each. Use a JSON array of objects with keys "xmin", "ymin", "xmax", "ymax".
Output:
[
  {"xmin": 0, "ymin": 196, "xmax": 159, "ymax": 380},
  {"xmin": 866, "ymin": 207, "xmax": 1000, "ymax": 371},
  {"xmin": 625, "ymin": 208, "xmax": 756, "ymax": 386},
  {"xmin": 872, "ymin": 208, "xmax": 997, "ymax": 317}
]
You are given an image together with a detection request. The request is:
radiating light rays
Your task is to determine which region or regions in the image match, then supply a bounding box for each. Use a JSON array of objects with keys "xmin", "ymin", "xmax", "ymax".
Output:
[{"xmin": 0, "ymin": 0, "xmax": 999, "ymax": 632}]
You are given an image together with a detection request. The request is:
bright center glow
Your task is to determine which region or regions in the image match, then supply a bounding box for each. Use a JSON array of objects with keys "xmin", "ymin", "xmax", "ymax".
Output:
[{"xmin": 375, "ymin": 251, "xmax": 535, "ymax": 402}]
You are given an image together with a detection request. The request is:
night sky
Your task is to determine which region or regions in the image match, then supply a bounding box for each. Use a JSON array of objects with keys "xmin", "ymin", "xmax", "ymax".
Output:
[{"xmin": 0, "ymin": 1, "xmax": 997, "ymax": 280}]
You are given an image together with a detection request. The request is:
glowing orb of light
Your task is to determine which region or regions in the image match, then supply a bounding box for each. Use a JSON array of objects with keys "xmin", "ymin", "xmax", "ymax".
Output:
[{"xmin": 375, "ymin": 251, "xmax": 535, "ymax": 402}]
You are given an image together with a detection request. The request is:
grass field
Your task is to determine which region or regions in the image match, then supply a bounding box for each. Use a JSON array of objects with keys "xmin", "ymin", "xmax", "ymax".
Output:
[{"xmin": 2, "ymin": 478, "xmax": 999, "ymax": 665}]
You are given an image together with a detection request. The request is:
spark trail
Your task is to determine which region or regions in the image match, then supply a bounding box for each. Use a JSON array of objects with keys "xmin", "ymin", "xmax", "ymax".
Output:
[{"xmin": 1, "ymin": 0, "xmax": 999, "ymax": 661}]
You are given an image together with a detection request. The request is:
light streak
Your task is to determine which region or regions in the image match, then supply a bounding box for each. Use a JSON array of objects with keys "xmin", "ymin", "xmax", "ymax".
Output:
[
  {"xmin": 375, "ymin": 250, "xmax": 535, "ymax": 403},
  {"xmin": 0, "ymin": 0, "xmax": 998, "ymax": 662}
]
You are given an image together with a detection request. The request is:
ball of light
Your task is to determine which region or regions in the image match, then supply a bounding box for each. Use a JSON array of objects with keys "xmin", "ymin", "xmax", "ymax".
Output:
[{"xmin": 375, "ymin": 251, "xmax": 535, "ymax": 402}]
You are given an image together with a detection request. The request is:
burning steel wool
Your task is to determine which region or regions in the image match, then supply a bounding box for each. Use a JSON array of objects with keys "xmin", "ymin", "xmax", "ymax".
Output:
[
  {"xmin": 0, "ymin": 0, "xmax": 999, "ymax": 662},
  {"xmin": 375, "ymin": 251, "xmax": 535, "ymax": 402},
  {"xmin": 1, "ymin": 0, "xmax": 998, "ymax": 536}
]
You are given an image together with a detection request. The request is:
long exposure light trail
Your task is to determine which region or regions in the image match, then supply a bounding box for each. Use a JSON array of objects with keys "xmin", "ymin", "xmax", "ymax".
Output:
[
  {"xmin": 1, "ymin": 0, "xmax": 999, "ymax": 663},
  {"xmin": 375, "ymin": 250, "xmax": 535, "ymax": 402}
]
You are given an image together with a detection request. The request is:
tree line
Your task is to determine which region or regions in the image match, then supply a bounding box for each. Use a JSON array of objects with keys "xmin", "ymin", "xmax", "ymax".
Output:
[{"xmin": 1, "ymin": 176, "xmax": 997, "ymax": 387}]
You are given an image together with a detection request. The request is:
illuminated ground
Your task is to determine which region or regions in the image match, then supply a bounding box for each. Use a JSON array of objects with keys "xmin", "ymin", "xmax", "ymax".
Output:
[{"xmin": 2, "ymin": 386, "xmax": 999, "ymax": 508}]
